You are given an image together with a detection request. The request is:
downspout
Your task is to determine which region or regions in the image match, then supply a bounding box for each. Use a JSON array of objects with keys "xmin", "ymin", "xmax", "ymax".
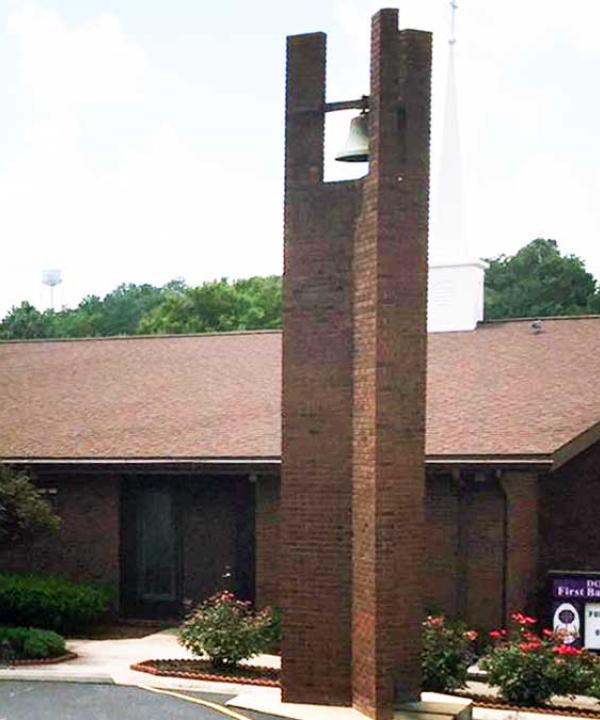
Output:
[{"xmin": 499, "ymin": 473, "xmax": 509, "ymax": 627}]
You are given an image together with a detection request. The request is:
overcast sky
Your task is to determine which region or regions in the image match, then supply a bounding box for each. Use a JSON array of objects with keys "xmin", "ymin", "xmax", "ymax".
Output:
[{"xmin": 0, "ymin": 0, "xmax": 599, "ymax": 314}]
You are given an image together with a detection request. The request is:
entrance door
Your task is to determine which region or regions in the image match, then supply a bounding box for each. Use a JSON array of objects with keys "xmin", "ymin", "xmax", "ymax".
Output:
[{"xmin": 121, "ymin": 482, "xmax": 182, "ymax": 618}]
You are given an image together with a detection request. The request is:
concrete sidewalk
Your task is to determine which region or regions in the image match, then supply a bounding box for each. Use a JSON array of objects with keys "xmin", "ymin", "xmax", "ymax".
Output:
[
  {"xmin": 0, "ymin": 627, "xmax": 280, "ymax": 694},
  {"xmin": 0, "ymin": 630, "xmax": 596, "ymax": 720}
]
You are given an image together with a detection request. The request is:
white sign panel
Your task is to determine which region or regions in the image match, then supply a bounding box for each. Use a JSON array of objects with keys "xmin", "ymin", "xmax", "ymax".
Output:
[{"xmin": 584, "ymin": 603, "xmax": 600, "ymax": 650}]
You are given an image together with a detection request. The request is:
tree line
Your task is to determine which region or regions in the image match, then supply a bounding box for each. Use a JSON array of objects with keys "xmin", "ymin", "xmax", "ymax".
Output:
[{"xmin": 1, "ymin": 239, "xmax": 599, "ymax": 340}]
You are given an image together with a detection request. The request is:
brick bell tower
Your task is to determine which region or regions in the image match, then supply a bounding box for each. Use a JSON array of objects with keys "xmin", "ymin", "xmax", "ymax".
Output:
[{"xmin": 281, "ymin": 8, "xmax": 431, "ymax": 720}]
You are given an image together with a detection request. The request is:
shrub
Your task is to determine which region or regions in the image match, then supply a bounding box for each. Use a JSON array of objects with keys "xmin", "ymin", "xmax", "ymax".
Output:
[
  {"xmin": 421, "ymin": 615, "xmax": 478, "ymax": 693},
  {"xmin": 261, "ymin": 605, "xmax": 282, "ymax": 652},
  {"xmin": 0, "ymin": 466, "xmax": 61, "ymax": 547},
  {"xmin": 0, "ymin": 573, "xmax": 113, "ymax": 633},
  {"xmin": 0, "ymin": 626, "xmax": 65, "ymax": 660},
  {"xmin": 480, "ymin": 612, "xmax": 600, "ymax": 706},
  {"xmin": 179, "ymin": 590, "xmax": 275, "ymax": 668}
]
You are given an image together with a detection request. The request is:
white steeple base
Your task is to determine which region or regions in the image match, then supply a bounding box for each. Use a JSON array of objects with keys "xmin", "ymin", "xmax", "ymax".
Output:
[{"xmin": 428, "ymin": 258, "xmax": 489, "ymax": 332}]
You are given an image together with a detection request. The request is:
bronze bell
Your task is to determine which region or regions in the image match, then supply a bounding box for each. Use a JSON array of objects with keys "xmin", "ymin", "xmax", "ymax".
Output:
[{"xmin": 335, "ymin": 112, "xmax": 369, "ymax": 162}]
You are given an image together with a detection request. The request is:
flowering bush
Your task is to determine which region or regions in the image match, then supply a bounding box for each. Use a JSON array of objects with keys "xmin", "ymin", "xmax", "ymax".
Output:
[
  {"xmin": 178, "ymin": 591, "xmax": 275, "ymax": 668},
  {"xmin": 480, "ymin": 612, "xmax": 600, "ymax": 706},
  {"xmin": 421, "ymin": 615, "xmax": 478, "ymax": 692}
]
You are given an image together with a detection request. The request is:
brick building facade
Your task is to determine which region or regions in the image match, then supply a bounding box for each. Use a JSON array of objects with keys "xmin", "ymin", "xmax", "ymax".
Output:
[
  {"xmin": 0, "ymin": 318, "xmax": 599, "ymax": 714},
  {"xmin": 1, "ymin": 440, "xmax": 598, "ymax": 636}
]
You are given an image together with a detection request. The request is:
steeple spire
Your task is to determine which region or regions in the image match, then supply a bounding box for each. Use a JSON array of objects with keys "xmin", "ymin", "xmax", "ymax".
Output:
[
  {"xmin": 449, "ymin": 0, "xmax": 458, "ymax": 46},
  {"xmin": 428, "ymin": 1, "xmax": 489, "ymax": 332},
  {"xmin": 433, "ymin": 0, "xmax": 466, "ymax": 260}
]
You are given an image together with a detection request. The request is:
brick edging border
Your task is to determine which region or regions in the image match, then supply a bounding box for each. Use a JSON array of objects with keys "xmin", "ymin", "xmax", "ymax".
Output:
[
  {"xmin": 130, "ymin": 659, "xmax": 280, "ymax": 687},
  {"xmin": 6, "ymin": 651, "xmax": 78, "ymax": 666},
  {"xmin": 455, "ymin": 692, "xmax": 600, "ymax": 718}
]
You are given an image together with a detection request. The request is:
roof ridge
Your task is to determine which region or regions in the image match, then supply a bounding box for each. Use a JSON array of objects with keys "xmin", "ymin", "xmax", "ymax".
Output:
[
  {"xmin": 0, "ymin": 329, "xmax": 283, "ymax": 346},
  {"xmin": 479, "ymin": 314, "xmax": 600, "ymax": 326}
]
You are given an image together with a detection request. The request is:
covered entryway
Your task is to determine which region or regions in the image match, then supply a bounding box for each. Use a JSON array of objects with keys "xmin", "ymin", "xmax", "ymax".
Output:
[{"xmin": 120, "ymin": 475, "xmax": 255, "ymax": 619}]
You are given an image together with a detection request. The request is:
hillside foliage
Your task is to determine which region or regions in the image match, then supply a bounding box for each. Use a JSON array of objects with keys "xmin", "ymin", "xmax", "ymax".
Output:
[{"xmin": 1, "ymin": 240, "xmax": 599, "ymax": 339}]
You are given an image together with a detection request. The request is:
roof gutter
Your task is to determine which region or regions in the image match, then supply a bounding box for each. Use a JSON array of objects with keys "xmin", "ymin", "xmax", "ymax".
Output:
[{"xmin": 2, "ymin": 455, "xmax": 554, "ymax": 471}]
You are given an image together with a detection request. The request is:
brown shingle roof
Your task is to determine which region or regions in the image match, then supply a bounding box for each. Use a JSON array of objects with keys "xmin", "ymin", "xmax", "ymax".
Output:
[{"xmin": 1, "ymin": 317, "xmax": 599, "ymax": 463}]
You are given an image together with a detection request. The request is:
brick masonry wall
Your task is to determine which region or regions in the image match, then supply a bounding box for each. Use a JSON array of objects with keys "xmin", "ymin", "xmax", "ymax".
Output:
[
  {"xmin": 0, "ymin": 473, "xmax": 120, "ymax": 596},
  {"xmin": 280, "ymin": 31, "xmax": 359, "ymax": 706},
  {"xmin": 181, "ymin": 477, "xmax": 237, "ymax": 605},
  {"xmin": 462, "ymin": 481, "xmax": 505, "ymax": 631},
  {"xmin": 424, "ymin": 476, "xmax": 460, "ymax": 617},
  {"xmin": 265, "ymin": 471, "xmax": 531, "ymax": 637},
  {"xmin": 281, "ymin": 12, "xmax": 431, "ymax": 717},
  {"xmin": 501, "ymin": 472, "xmax": 539, "ymax": 620},
  {"xmin": 540, "ymin": 440, "xmax": 600, "ymax": 574},
  {"xmin": 351, "ymin": 13, "xmax": 431, "ymax": 717},
  {"xmin": 255, "ymin": 475, "xmax": 280, "ymax": 608}
]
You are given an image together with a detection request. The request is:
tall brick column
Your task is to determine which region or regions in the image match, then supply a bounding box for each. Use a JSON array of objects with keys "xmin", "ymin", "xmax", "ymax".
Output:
[
  {"xmin": 281, "ymin": 10, "xmax": 431, "ymax": 719},
  {"xmin": 352, "ymin": 12, "xmax": 431, "ymax": 717},
  {"xmin": 280, "ymin": 31, "xmax": 359, "ymax": 706}
]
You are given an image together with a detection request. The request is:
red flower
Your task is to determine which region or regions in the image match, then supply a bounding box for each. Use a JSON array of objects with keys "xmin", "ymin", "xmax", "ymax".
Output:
[
  {"xmin": 489, "ymin": 630, "xmax": 504, "ymax": 639},
  {"xmin": 542, "ymin": 628, "xmax": 555, "ymax": 638},
  {"xmin": 519, "ymin": 641, "xmax": 542, "ymax": 652},
  {"xmin": 553, "ymin": 644, "xmax": 581, "ymax": 656}
]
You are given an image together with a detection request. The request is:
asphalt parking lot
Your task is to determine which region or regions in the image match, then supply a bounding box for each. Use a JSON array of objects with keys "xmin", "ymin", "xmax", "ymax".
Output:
[{"xmin": 0, "ymin": 682, "xmax": 277, "ymax": 720}]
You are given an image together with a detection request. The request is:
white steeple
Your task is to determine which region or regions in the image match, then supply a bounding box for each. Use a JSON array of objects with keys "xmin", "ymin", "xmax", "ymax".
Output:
[{"xmin": 428, "ymin": 1, "xmax": 488, "ymax": 332}]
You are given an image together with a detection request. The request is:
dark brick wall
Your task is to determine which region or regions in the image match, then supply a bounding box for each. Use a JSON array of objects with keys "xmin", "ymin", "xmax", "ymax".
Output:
[
  {"xmin": 424, "ymin": 476, "xmax": 460, "ymax": 617},
  {"xmin": 0, "ymin": 474, "xmax": 121, "ymax": 595},
  {"xmin": 181, "ymin": 478, "xmax": 238, "ymax": 605},
  {"xmin": 540, "ymin": 441, "xmax": 600, "ymax": 575},
  {"xmin": 502, "ymin": 472, "xmax": 539, "ymax": 619},
  {"xmin": 462, "ymin": 481, "xmax": 505, "ymax": 630},
  {"xmin": 268, "ymin": 472, "xmax": 533, "ymax": 634},
  {"xmin": 255, "ymin": 475, "xmax": 280, "ymax": 608}
]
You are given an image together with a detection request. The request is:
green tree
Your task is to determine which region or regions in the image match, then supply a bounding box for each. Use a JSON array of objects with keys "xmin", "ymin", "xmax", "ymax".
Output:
[
  {"xmin": 0, "ymin": 282, "xmax": 183, "ymax": 340},
  {"xmin": 0, "ymin": 302, "xmax": 54, "ymax": 339},
  {"xmin": 0, "ymin": 466, "xmax": 61, "ymax": 548},
  {"xmin": 51, "ymin": 282, "xmax": 176, "ymax": 338},
  {"xmin": 139, "ymin": 276, "xmax": 282, "ymax": 334},
  {"xmin": 485, "ymin": 239, "xmax": 599, "ymax": 320}
]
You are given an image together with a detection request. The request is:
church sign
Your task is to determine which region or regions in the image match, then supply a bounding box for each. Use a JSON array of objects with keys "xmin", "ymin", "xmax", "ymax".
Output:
[{"xmin": 549, "ymin": 572, "xmax": 600, "ymax": 650}]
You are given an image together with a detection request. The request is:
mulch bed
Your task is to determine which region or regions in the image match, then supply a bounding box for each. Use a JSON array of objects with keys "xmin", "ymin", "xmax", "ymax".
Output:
[
  {"xmin": 2, "ymin": 652, "xmax": 78, "ymax": 667},
  {"xmin": 131, "ymin": 658, "xmax": 280, "ymax": 687},
  {"xmin": 455, "ymin": 690, "xmax": 600, "ymax": 718}
]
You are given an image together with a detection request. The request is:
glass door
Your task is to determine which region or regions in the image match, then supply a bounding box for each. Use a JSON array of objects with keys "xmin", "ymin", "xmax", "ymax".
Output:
[
  {"xmin": 137, "ymin": 489, "xmax": 176, "ymax": 602},
  {"xmin": 121, "ymin": 481, "xmax": 181, "ymax": 619}
]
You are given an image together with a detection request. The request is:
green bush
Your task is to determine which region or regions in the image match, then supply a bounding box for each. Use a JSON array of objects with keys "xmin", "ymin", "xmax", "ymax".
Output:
[
  {"xmin": 480, "ymin": 612, "xmax": 600, "ymax": 706},
  {"xmin": 261, "ymin": 605, "xmax": 282, "ymax": 652},
  {"xmin": 179, "ymin": 590, "xmax": 275, "ymax": 668},
  {"xmin": 421, "ymin": 615, "xmax": 478, "ymax": 693},
  {"xmin": 0, "ymin": 573, "xmax": 113, "ymax": 633},
  {"xmin": 0, "ymin": 626, "xmax": 65, "ymax": 659}
]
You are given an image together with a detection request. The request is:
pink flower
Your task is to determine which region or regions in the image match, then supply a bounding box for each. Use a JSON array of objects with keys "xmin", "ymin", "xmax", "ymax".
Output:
[
  {"xmin": 423, "ymin": 615, "xmax": 445, "ymax": 627},
  {"xmin": 464, "ymin": 630, "xmax": 479, "ymax": 642},
  {"xmin": 511, "ymin": 612, "xmax": 537, "ymax": 625}
]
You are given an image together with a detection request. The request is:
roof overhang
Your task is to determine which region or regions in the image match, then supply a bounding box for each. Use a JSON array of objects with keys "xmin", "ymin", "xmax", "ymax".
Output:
[
  {"xmin": 551, "ymin": 420, "xmax": 600, "ymax": 470},
  {"xmin": 0, "ymin": 457, "xmax": 281, "ymax": 476},
  {"xmin": 2, "ymin": 454, "xmax": 556, "ymax": 474}
]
